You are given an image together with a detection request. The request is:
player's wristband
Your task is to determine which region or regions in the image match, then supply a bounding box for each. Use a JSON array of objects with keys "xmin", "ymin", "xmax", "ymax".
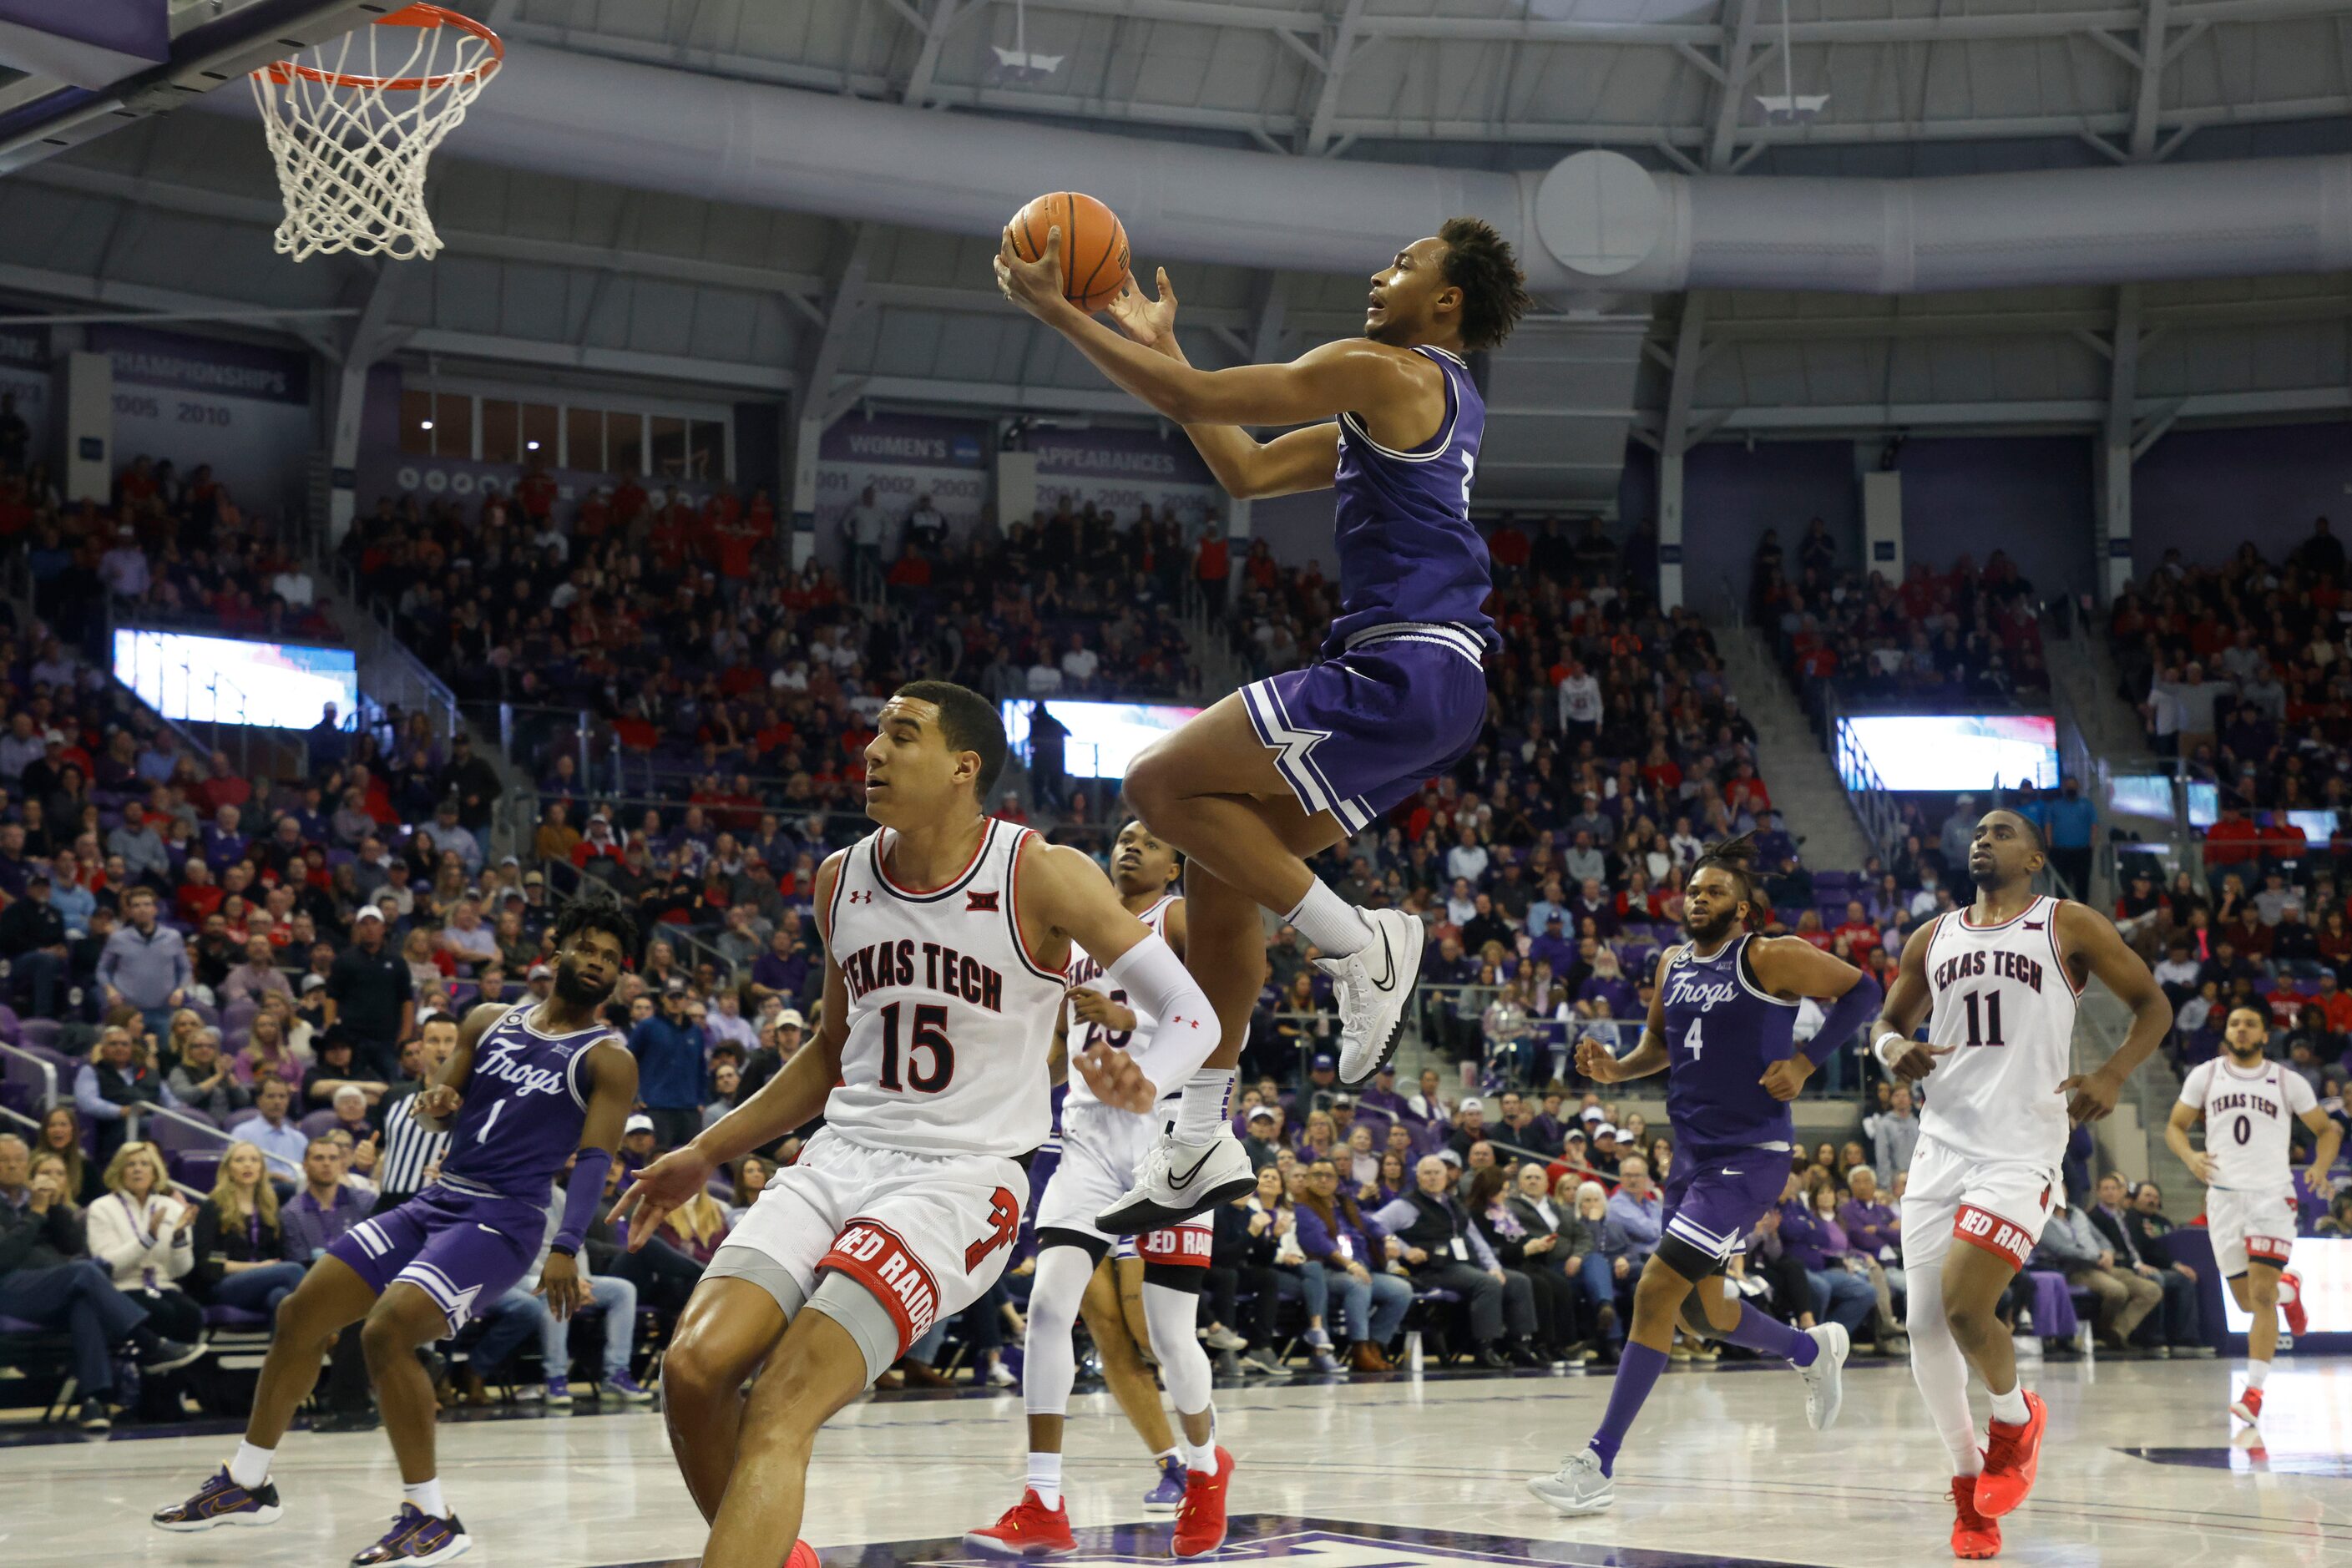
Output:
[{"xmin": 1873, "ymin": 1031, "xmax": 1909, "ymax": 1070}]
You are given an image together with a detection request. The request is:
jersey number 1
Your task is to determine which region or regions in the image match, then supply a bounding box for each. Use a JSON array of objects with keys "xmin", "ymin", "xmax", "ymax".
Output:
[
  {"xmin": 1961, "ymin": 990, "xmax": 2006, "ymax": 1048},
  {"xmin": 878, "ymin": 1002, "xmax": 955, "ymax": 1093}
]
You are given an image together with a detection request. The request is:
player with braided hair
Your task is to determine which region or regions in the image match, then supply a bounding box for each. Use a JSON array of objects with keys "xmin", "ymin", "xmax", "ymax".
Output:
[{"xmin": 1530, "ymin": 832, "xmax": 1884, "ymax": 1516}]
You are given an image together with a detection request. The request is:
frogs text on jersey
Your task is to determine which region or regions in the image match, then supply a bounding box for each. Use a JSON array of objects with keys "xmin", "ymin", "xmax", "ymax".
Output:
[
  {"xmin": 473, "ymin": 1039, "xmax": 574, "ymax": 1100},
  {"xmin": 840, "ymin": 937, "xmax": 1005, "ymax": 1013},
  {"xmin": 1664, "ymin": 970, "xmax": 1739, "ymax": 1014},
  {"xmin": 1935, "ymin": 948, "xmax": 2046, "ymax": 993}
]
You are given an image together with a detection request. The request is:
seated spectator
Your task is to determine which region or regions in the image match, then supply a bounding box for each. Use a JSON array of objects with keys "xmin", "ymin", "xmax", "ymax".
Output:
[
  {"xmin": 660, "ymin": 1188, "xmax": 733, "ymax": 1267},
  {"xmin": 280, "ymin": 1137, "xmax": 370, "ymax": 1263},
  {"xmin": 2030, "ymin": 1190, "xmax": 2159, "ymax": 1354},
  {"xmin": 227, "ymin": 1078, "xmax": 310, "ymax": 1183},
  {"xmin": 1776, "ymin": 1171, "xmax": 1877, "ymax": 1343},
  {"xmin": 1293, "ymin": 1160, "xmax": 1412, "ymax": 1371},
  {"xmin": 164, "ymin": 1028, "xmax": 250, "ymax": 1123},
  {"xmin": 191, "ymin": 1141, "xmax": 310, "ymax": 1320},
  {"xmin": 1465, "ymin": 1164, "xmax": 1580, "ymax": 1362},
  {"xmin": 301, "ymin": 1029, "xmax": 389, "ymax": 1110},
  {"xmin": 233, "ymin": 1014, "xmax": 305, "ymax": 1093},
  {"xmin": 0, "ymin": 1132, "xmax": 206, "ymax": 1432},
  {"xmin": 1372, "ymin": 1153, "xmax": 1539, "ymax": 1369},
  {"xmin": 2088, "ymin": 1171, "xmax": 2202, "ymax": 1356},
  {"xmin": 221, "ymin": 933, "xmax": 294, "ymax": 1009},
  {"xmin": 36, "ymin": 1104, "xmax": 103, "ymax": 1206},
  {"xmin": 726, "ymin": 1155, "xmax": 776, "ymax": 1225},
  {"xmin": 464, "ymin": 1177, "xmax": 652, "ymax": 1406},
  {"xmin": 86, "ymin": 1140, "xmax": 204, "ymax": 1342},
  {"xmin": 1556, "ymin": 1176, "xmax": 1620, "ymax": 1357}
]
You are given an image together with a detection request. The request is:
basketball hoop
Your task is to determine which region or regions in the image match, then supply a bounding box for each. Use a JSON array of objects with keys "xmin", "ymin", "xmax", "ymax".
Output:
[{"xmin": 250, "ymin": 4, "xmax": 502, "ymax": 262}]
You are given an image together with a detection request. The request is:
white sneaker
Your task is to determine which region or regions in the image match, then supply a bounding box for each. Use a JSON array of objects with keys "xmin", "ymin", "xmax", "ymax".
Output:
[
  {"xmin": 986, "ymin": 1360, "xmax": 1017, "ymax": 1388},
  {"xmin": 1527, "ymin": 1448, "xmax": 1614, "ymax": 1515},
  {"xmin": 1318, "ymin": 907, "xmax": 1427, "ymax": 1085},
  {"xmin": 1794, "ymin": 1322, "xmax": 1849, "ymax": 1431},
  {"xmin": 1201, "ymin": 1323, "xmax": 1247, "ymax": 1352},
  {"xmin": 1096, "ymin": 1130, "xmax": 1257, "ymax": 1234}
]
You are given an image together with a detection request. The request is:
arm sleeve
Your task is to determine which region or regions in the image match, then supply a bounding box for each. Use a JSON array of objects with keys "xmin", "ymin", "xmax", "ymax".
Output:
[
  {"xmin": 1798, "ymin": 972, "xmax": 1882, "ymax": 1065},
  {"xmin": 1107, "ymin": 933, "xmax": 1222, "ymax": 1093},
  {"xmin": 554, "ymin": 1148, "xmax": 612, "ymax": 1252}
]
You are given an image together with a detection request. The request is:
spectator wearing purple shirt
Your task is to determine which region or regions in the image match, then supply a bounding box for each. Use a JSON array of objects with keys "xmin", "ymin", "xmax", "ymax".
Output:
[
  {"xmin": 1575, "ymin": 948, "xmax": 1636, "ymax": 1019},
  {"xmin": 748, "ymin": 923, "xmax": 812, "ymax": 1002},
  {"xmin": 281, "ymin": 1138, "xmax": 371, "ymax": 1262},
  {"xmin": 1354, "ymin": 1063, "xmax": 1410, "ymax": 1125},
  {"xmin": 200, "ymin": 804, "xmax": 249, "ymax": 874},
  {"xmin": 1777, "ymin": 1174, "xmax": 1875, "ymax": 1338},
  {"xmin": 1526, "ymin": 911, "xmax": 1576, "ymax": 975},
  {"xmin": 1293, "ymin": 1163, "xmax": 1409, "ymax": 1370}
]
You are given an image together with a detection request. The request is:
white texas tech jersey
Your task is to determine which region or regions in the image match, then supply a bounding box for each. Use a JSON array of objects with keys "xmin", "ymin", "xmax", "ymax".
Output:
[
  {"xmin": 2179, "ymin": 1057, "xmax": 2318, "ymax": 1192},
  {"xmin": 1920, "ymin": 895, "xmax": 2082, "ymax": 1165},
  {"xmin": 1061, "ymin": 893, "xmax": 1178, "ymax": 1115},
  {"xmin": 821, "ymin": 819, "xmax": 1067, "ymax": 1159}
]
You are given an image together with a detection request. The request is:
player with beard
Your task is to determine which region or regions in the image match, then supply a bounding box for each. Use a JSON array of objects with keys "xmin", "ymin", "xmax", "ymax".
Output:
[
  {"xmin": 2169, "ymin": 1005, "xmax": 2339, "ymax": 1427},
  {"xmin": 1530, "ymin": 835, "xmax": 1882, "ymax": 1516},
  {"xmin": 1872, "ymin": 808, "xmax": 2168, "ymax": 1559},
  {"xmin": 155, "ymin": 889, "xmax": 642, "ymax": 1566}
]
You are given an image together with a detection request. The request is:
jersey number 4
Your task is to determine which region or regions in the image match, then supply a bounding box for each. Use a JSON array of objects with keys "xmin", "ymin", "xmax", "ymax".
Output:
[{"xmin": 878, "ymin": 1002, "xmax": 955, "ymax": 1093}]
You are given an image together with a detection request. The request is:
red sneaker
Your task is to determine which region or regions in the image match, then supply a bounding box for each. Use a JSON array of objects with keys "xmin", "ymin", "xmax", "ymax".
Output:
[
  {"xmin": 2228, "ymin": 1386, "xmax": 2264, "ymax": 1425},
  {"xmin": 2279, "ymin": 1271, "xmax": 2308, "ymax": 1337},
  {"xmin": 1972, "ymin": 1392, "xmax": 2046, "ymax": 1519},
  {"xmin": 1948, "ymin": 1474, "xmax": 2000, "ymax": 1560},
  {"xmin": 963, "ymin": 1491, "xmax": 1077, "ymax": 1559},
  {"xmin": 1171, "ymin": 1447, "xmax": 1234, "ymax": 1559},
  {"xmin": 788, "ymin": 1543, "xmax": 820, "ymax": 1568}
]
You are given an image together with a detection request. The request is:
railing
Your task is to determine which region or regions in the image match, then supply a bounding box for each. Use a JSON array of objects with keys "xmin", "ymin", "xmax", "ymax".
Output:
[
  {"xmin": 0, "ymin": 1040, "xmax": 58, "ymax": 1113},
  {"xmin": 1822, "ymin": 684, "xmax": 1908, "ymax": 867},
  {"xmin": 309, "ymin": 537, "xmax": 462, "ymax": 750},
  {"xmin": 0, "ymin": 1105, "xmax": 209, "ymax": 1204}
]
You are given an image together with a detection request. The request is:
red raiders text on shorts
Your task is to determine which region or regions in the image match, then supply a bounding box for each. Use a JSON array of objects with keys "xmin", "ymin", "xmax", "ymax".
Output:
[{"xmin": 1138, "ymin": 1224, "xmax": 1214, "ymax": 1267}]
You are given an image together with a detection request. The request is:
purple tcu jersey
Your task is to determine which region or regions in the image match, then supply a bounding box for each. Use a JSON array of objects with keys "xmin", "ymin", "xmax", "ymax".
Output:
[
  {"xmin": 1661, "ymin": 934, "xmax": 1798, "ymax": 1158},
  {"xmin": 438, "ymin": 1004, "xmax": 614, "ymax": 1205},
  {"xmin": 1325, "ymin": 344, "xmax": 1496, "ymax": 656}
]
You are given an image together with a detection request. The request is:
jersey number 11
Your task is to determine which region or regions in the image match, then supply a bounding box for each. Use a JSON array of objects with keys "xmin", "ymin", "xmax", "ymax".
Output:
[{"xmin": 1960, "ymin": 990, "xmax": 2006, "ymax": 1048}]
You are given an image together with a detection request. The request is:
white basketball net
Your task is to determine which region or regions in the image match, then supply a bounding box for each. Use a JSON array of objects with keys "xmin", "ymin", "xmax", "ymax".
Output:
[{"xmin": 250, "ymin": 13, "xmax": 499, "ymax": 262}]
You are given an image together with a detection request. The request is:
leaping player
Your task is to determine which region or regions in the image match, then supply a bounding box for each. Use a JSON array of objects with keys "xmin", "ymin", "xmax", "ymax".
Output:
[
  {"xmin": 609, "ymin": 684, "xmax": 1229, "ymax": 1568},
  {"xmin": 154, "ymin": 891, "xmax": 643, "ymax": 1566},
  {"xmin": 1874, "ymin": 809, "xmax": 2171, "ymax": 1560},
  {"xmin": 2167, "ymin": 1005, "xmax": 2339, "ymax": 1427},
  {"xmin": 997, "ymin": 221, "xmax": 1531, "ymax": 1233},
  {"xmin": 968, "ymin": 819, "xmax": 1232, "ymax": 1558},
  {"xmin": 1529, "ymin": 835, "xmax": 1882, "ymax": 1515}
]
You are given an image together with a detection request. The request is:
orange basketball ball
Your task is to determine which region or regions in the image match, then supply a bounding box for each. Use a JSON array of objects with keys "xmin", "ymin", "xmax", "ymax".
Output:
[{"xmin": 1010, "ymin": 191, "xmax": 1130, "ymax": 312}]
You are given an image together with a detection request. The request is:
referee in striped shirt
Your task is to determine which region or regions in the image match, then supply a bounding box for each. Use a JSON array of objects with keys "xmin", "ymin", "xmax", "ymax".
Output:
[{"xmin": 372, "ymin": 1013, "xmax": 460, "ymax": 1211}]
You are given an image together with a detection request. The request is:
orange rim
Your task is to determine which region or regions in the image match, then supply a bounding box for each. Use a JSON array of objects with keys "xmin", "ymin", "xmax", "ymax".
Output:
[{"xmin": 255, "ymin": 3, "xmax": 502, "ymax": 93}]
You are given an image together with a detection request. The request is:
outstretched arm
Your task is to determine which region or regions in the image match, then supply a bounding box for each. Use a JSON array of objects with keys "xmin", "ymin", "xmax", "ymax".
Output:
[
  {"xmin": 1101, "ymin": 271, "xmax": 1343, "ymax": 500},
  {"xmin": 1001, "ymin": 232, "xmax": 1424, "ymax": 431},
  {"xmin": 2056, "ymin": 900, "xmax": 2173, "ymax": 1124}
]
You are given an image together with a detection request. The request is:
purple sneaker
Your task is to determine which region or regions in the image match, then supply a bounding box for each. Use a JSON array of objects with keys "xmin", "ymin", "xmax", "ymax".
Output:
[
  {"xmin": 350, "ymin": 1502, "xmax": 471, "ymax": 1565},
  {"xmin": 601, "ymin": 1371, "xmax": 653, "ymax": 1404},
  {"xmin": 1142, "ymin": 1456, "xmax": 1187, "ymax": 1515},
  {"xmin": 153, "ymin": 1466, "xmax": 284, "ymax": 1532}
]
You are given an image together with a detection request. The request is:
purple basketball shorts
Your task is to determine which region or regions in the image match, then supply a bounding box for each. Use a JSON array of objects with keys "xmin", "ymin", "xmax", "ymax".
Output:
[
  {"xmin": 327, "ymin": 1183, "xmax": 546, "ymax": 1332},
  {"xmin": 1240, "ymin": 624, "xmax": 1489, "ymax": 834},
  {"xmin": 1660, "ymin": 1144, "xmax": 1789, "ymax": 1272}
]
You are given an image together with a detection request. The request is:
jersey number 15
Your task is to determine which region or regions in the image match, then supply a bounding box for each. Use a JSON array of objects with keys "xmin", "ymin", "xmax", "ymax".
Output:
[{"xmin": 878, "ymin": 1002, "xmax": 955, "ymax": 1093}]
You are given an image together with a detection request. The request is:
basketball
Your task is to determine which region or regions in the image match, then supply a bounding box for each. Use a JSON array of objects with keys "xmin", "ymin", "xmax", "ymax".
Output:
[{"xmin": 1009, "ymin": 191, "xmax": 1130, "ymax": 312}]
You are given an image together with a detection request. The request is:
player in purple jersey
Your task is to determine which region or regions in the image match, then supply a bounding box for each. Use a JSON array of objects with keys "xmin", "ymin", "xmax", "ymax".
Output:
[
  {"xmin": 1529, "ymin": 837, "xmax": 1883, "ymax": 1516},
  {"xmin": 999, "ymin": 219, "xmax": 1531, "ymax": 1232},
  {"xmin": 154, "ymin": 892, "xmax": 642, "ymax": 1566}
]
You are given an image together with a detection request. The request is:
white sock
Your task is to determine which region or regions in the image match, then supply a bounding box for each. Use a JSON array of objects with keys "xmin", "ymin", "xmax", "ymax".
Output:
[
  {"xmin": 1287, "ymin": 881, "xmax": 1372, "ymax": 959},
  {"xmin": 1175, "ymin": 1069, "xmax": 1236, "ymax": 1142},
  {"xmin": 1026, "ymin": 1452, "xmax": 1062, "ymax": 1510},
  {"xmin": 402, "ymin": 1479, "xmax": 446, "ymax": 1519},
  {"xmin": 1988, "ymin": 1383, "xmax": 2030, "ymax": 1426},
  {"xmin": 228, "ymin": 1440, "xmax": 273, "ymax": 1490},
  {"xmin": 1183, "ymin": 1423, "xmax": 1218, "ymax": 1476},
  {"xmin": 2246, "ymin": 1359, "xmax": 2270, "ymax": 1391}
]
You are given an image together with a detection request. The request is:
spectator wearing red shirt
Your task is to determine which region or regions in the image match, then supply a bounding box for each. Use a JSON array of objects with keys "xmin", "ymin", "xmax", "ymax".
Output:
[
  {"xmin": 1487, "ymin": 515, "xmax": 1531, "ymax": 583},
  {"xmin": 1831, "ymin": 902, "xmax": 1880, "ymax": 953},
  {"xmin": 2203, "ymin": 804, "xmax": 2261, "ymax": 869},
  {"xmin": 2311, "ymin": 971, "xmax": 2352, "ymax": 1037},
  {"xmin": 515, "ymin": 463, "xmax": 558, "ymax": 522}
]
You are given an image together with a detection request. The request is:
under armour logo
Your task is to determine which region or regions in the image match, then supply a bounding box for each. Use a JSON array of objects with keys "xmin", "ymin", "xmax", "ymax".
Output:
[
  {"xmin": 847, "ymin": 890, "xmax": 873, "ymax": 904},
  {"xmin": 2023, "ymin": 921, "xmax": 2045, "ymax": 931},
  {"xmin": 966, "ymin": 890, "xmax": 1000, "ymax": 913}
]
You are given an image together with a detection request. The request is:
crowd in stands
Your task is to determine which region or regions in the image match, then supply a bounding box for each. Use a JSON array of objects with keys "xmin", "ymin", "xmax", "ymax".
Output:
[
  {"xmin": 1753, "ymin": 519, "xmax": 2053, "ymax": 705},
  {"xmin": 3, "ymin": 432, "xmax": 2345, "ymax": 1436}
]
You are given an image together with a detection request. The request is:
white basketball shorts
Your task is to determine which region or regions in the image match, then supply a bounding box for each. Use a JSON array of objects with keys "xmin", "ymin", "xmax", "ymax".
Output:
[
  {"xmin": 1900, "ymin": 1133, "xmax": 2062, "ymax": 1272},
  {"xmin": 2207, "ymin": 1183, "xmax": 2298, "ymax": 1277}
]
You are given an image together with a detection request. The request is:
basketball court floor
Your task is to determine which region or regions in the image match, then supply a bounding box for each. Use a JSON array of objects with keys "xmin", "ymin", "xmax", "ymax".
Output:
[{"xmin": 20, "ymin": 1356, "xmax": 2347, "ymax": 1568}]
